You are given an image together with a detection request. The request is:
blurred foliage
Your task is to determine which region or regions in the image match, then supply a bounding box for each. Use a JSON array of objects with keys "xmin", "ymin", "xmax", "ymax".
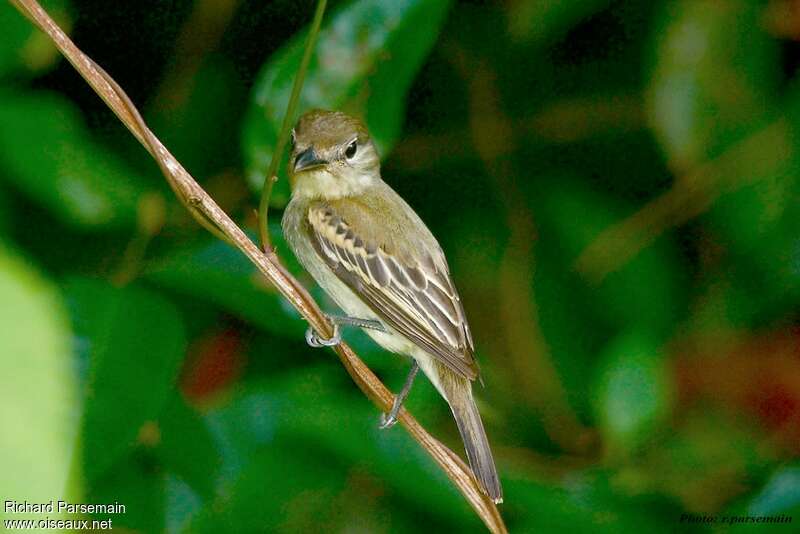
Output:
[
  {"xmin": 144, "ymin": 230, "xmax": 305, "ymax": 338},
  {"xmin": 0, "ymin": 90, "xmax": 152, "ymax": 228},
  {"xmin": 647, "ymin": 0, "xmax": 779, "ymax": 170},
  {"xmin": 1, "ymin": 0, "xmax": 800, "ymax": 532},
  {"xmin": 0, "ymin": 0, "xmax": 70, "ymax": 77},
  {"xmin": 66, "ymin": 277, "xmax": 187, "ymax": 482},
  {"xmin": 242, "ymin": 0, "xmax": 451, "ymax": 203},
  {"xmin": 0, "ymin": 244, "xmax": 79, "ymax": 524}
]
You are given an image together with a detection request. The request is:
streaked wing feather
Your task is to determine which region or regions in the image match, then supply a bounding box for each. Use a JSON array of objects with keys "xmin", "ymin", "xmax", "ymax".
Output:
[{"xmin": 307, "ymin": 204, "xmax": 477, "ymax": 379}]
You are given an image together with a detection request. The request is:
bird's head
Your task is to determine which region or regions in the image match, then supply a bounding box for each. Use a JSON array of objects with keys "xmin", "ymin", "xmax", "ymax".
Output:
[{"xmin": 289, "ymin": 109, "xmax": 381, "ymax": 199}]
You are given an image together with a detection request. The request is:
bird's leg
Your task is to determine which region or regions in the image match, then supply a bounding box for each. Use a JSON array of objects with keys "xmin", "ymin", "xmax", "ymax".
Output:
[
  {"xmin": 379, "ymin": 361, "xmax": 419, "ymax": 429},
  {"xmin": 304, "ymin": 314, "xmax": 387, "ymax": 347},
  {"xmin": 328, "ymin": 315, "xmax": 387, "ymax": 332}
]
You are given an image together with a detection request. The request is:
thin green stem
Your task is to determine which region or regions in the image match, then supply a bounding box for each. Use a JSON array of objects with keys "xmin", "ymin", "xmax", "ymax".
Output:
[{"xmin": 257, "ymin": 0, "xmax": 327, "ymax": 251}]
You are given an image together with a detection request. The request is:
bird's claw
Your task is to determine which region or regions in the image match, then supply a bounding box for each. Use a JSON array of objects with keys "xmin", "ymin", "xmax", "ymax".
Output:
[
  {"xmin": 305, "ymin": 324, "xmax": 341, "ymax": 347},
  {"xmin": 379, "ymin": 412, "xmax": 398, "ymax": 430}
]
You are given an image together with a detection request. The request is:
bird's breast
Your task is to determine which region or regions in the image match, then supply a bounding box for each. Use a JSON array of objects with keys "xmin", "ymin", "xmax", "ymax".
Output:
[{"xmin": 283, "ymin": 196, "xmax": 378, "ymax": 322}]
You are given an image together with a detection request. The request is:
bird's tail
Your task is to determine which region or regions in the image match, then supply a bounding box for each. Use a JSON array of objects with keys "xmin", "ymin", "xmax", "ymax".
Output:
[{"xmin": 449, "ymin": 384, "xmax": 503, "ymax": 503}]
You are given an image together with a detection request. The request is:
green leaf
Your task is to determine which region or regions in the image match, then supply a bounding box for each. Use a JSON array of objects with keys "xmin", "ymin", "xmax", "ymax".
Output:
[
  {"xmin": 144, "ymin": 235, "xmax": 305, "ymax": 338},
  {"xmin": 533, "ymin": 180, "xmax": 684, "ymax": 417},
  {"xmin": 745, "ymin": 464, "xmax": 800, "ymax": 517},
  {"xmin": 157, "ymin": 392, "xmax": 220, "ymax": 499},
  {"xmin": 0, "ymin": 90, "xmax": 152, "ymax": 229},
  {"xmin": 0, "ymin": 0, "xmax": 71, "ymax": 78},
  {"xmin": 146, "ymin": 55, "xmax": 246, "ymax": 178},
  {"xmin": 242, "ymin": 0, "xmax": 452, "ymax": 202},
  {"xmin": 620, "ymin": 409, "xmax": 770, "ymax": 511},
  {"xmin": 592, "ymin": 331, "xmax": 673, "ymax": 457},
  {"xmin": 194, "ymin": 367, "xmax": 476, "ymax": 530},
  {"xmin": 647, "ymin": 2, "xmax": 796, "ymax": 320},
  {"xmin": 0, "ymin": 183, "xmax": 11, "ymax": 234},
  {"xmin": 506, "ymin": 0, "xmax": 614, "ymax": 44},
  {"xmin": 505, "ymin": 472, "xmax": 676, "ymax": 534},
  {"xmin": 165, "ymin": 475, "xmax": 202, "ymax": 534},
  {"xmin": 540, "ymin": 182, "xmax": 684, "ymax": 335},
  {"xmin": 64, "ymin": 277, "xmax": 186, "ymax": 482},
  {"xmin": 189, "ymin": 445, "xmax": 344, "ymax": 533},
  {"xmin": 86, "ymin": 452, "xmax": 166, "ymax": 533},
  {"xmin": 0, "ymin": 243, "xmax": 80, "ymax": 521},
  {"xmin": 647, "ymin": 0, "xmax": 779, "ymax": 169},
  {"xmin": 703, "ymin": 125, "xmax": 800, "ymax": 320}
]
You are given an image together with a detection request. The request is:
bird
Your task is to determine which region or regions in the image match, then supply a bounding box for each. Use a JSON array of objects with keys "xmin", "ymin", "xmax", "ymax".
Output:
[{"xmin": 282, "ymin": 109, "xmax": 502, "ymax": 503}]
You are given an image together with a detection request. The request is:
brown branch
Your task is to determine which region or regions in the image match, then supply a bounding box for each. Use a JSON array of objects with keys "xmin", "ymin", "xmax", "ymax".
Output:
[{"xmin": 8, "ymin": 0, "xmax": 507, "ymax": 531}]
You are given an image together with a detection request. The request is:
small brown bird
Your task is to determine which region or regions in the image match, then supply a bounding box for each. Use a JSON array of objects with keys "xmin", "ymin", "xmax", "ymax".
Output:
[{"xmin": 282, "ymin": 109, "xmax": 502, "ymax": 503}]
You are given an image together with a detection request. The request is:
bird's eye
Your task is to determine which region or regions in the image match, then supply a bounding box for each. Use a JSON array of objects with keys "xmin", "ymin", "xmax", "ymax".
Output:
[{"xmin": 345, "ymin": 139, "xmax": 357, "ymax": 159}]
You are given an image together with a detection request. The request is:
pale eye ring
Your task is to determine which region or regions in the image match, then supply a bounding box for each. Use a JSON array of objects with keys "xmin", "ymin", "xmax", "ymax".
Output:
[{"xmin": 345, "ymin": 139, "xmax": 357, "ymax": 159}]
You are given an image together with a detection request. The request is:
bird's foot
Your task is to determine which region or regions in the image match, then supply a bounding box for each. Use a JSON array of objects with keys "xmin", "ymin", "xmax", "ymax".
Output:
[
  {"xmin": 305, "ymin": 323, "xmax": 341, "ymax": 347},
  {"xmin": 379, "ymin": 411, "xmax": 399, "ymax": 429},
  {"xmin": 304, "ymin": 314, "xmax": 386, "ymax": 349}
]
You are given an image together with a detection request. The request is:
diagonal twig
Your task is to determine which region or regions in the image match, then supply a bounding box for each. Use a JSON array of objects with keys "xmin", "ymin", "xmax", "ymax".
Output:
[
  {"xmin": 7, "ymin": 0, "xmax": 507, "ymax": 531},
  {"xmin": 257, "ymin": 0, "xmax": 327, "ymax": 251}
]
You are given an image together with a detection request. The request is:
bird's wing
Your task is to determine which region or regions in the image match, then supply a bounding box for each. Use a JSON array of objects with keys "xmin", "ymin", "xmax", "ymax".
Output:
[{"xmin": 307, "ymin": 201, "xmax": 478, "ymax": 380}]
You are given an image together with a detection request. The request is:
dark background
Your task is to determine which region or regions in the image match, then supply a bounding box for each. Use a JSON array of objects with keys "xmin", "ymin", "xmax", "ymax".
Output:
[{"xmin": 1, "ymin": 0, "xmax": 799, "ymax": 532}]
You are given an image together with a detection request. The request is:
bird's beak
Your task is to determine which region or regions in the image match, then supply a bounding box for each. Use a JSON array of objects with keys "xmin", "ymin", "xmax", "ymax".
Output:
[{"xmin": 293, "ymin": 147, "xmax": 327, "ymax": 173}]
